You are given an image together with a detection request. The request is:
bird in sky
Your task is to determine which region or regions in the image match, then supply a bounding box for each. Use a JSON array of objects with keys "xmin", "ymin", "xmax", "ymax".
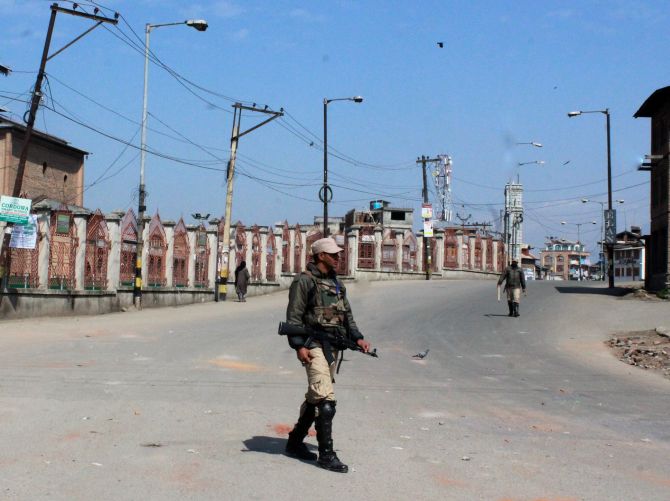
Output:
[
  {"xmin": 437, "ymin": 42, "xmax": 444, "ymax": 48},
  {"xmin": 563, "ymin": 160, "xmax": 571, "ymax": 165},
  {"xmin": 412, "ymin": 349, "xmax": 430, "ymax": 359}
]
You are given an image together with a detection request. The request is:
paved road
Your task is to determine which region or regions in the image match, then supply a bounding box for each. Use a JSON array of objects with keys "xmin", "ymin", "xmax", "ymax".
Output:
[{"xmin": 1, "ymin": 280, "xmax": 668, "ymax": 500}]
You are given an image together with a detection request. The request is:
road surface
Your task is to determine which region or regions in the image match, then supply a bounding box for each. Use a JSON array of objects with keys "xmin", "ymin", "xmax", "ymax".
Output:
[{"xmin": 1, "ymin": 280, "xmax": 668, "ymax": 500}]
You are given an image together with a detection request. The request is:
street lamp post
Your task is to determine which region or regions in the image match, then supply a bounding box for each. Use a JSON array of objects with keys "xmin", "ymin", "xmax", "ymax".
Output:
[
  {"xmin": 581, "ymin": 198, "xmax": 624, "ymax": 281},
  {"xmin": 561, "ymin": 220, "xmax": 597, "ymax": 280},
  {"xmin": 568, "ymin": 108, "xmax": 615, "ymax": 287},
  {"xmin": 134, "ymin": 18, "xmax": 207, "ymax": 309},
  {"xmin": 516, "ymin": 142, "xmax": 543, "ymax": 148},
  {"xmin": 322, "ymin": 96, "xmax": 363, "ymax": 237}
]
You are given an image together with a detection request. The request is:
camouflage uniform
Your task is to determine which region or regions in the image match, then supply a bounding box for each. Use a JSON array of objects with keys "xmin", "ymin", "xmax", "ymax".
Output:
[{"xmin": 284, "ymin": 261, "xmax": 364, "ymax": 472}]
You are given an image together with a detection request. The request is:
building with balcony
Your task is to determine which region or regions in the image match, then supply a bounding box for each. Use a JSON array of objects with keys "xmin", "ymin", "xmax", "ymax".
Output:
[{"xmin": 540, "ymin": 237, "xmax": 591, "ymax": 280}]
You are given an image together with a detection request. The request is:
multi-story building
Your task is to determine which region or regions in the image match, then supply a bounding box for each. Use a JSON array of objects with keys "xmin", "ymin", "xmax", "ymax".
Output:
[
  {"xmin": 0, "ymin": 116, "xmax": 87, "ymax": 206},
  {"xmin": 613, "ymin": 227, "xmax": 646, "ymax": 282},
  {"xmin": 634, "ymin": 87, "xmax": 670, "ymax": 291},
  {"xmin": 540, "ymin": 237, "xmax": 591, "ymax": 280}
]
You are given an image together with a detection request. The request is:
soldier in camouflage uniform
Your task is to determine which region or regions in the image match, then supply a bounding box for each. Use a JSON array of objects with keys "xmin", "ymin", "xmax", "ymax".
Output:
[{"xmin": 284, "ymin": 237, "xmax": 371, "ymax": 473}]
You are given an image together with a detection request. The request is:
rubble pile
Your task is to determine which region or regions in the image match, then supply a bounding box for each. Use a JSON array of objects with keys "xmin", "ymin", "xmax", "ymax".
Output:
[{"xmin": 607, "ymin": 328, "xmax": 670, "ymax": 379}]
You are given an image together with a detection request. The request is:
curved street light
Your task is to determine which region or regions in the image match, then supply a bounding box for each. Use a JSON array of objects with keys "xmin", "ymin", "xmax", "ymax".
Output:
[
  {"xmin": 567, "ymin": 108, "xmax": 615, "ymax": 287},
  {"xmin": 322, "ymin": 96, "xmax": 363, "ymax": 236},
  {"xmin": 516, "ymin": 141, "xmax": 543, "ymax": 148},
  {"xmin": 518, "ymin": 160, "xmax": 545, "ymax": 166},
  {"xmin": 134, "ymin": 18, "xmax": 208, "ymax": 309}
]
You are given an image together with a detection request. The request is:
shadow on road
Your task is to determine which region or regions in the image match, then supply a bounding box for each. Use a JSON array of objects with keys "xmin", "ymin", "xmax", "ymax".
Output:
[
  {"xmin": 242, "ymin": 435, "xmax": 286, "ymax": 455},
  {"xmin": 242, "ymin": 436, "xmax": 318, "ymax": 464},
  {"xmin": 484, "ymin": 314, "xmax": 510, "ymax": 317},
  {"xmin": 554, "ymin": 286, "xmax": 630, "ymax": 296}
]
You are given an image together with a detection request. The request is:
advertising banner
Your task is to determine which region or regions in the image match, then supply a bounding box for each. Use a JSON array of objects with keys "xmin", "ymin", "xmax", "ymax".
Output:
[{"xmin": 0, "ymin": 196, "xmax": 32, "ymax": 225}]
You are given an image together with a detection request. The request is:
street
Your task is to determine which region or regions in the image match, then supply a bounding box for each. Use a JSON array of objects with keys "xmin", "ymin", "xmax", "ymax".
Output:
[{"xmin": 1, "ymin": 279, "xmax": 669, "ymax": 500}]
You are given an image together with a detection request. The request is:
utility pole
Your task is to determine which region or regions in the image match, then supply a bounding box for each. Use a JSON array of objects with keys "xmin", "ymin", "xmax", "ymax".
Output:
[
  {"xmin": 417, "ymin": 155, "xmax": 437, "ymax": 280},
  {"xmin": 219, "ymin": 103, "xmax": 283, "ymax": 300},
  {"xmin": 0, "ymin": 3, "xmax": 118, "ymax": 286}
]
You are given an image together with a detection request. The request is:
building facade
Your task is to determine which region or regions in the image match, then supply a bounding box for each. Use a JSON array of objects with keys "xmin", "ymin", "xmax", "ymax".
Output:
[
  {"xmin": 540, "ymin": 238, "xmax": 591, "ymax": 280},
  {"xmin": 613, "ymin": 227, "xmax": 646, "ymax": 282},
  {"xmin": 0, "ymin": 116, "xmax": 86, "ymax": 206},
  {"xmin": 634, "ymin": 87, "xmax": 670, "ymax": 291}
]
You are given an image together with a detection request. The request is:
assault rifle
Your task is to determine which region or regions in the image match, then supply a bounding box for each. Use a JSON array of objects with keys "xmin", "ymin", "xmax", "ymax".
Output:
[{"xmin": 277, "ymin": 322, "xmax": 378, "ymax": 369}]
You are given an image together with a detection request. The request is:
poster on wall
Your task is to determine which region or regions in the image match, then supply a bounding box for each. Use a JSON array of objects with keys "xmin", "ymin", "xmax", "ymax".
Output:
[{"xmin": 9, "ymin": 214, "xmax": 38, "ymax": 249}]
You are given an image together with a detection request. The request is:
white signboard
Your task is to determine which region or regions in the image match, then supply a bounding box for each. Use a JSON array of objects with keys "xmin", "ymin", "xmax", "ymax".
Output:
[
  {"xmin": 423, "ymin": 220, "xmax": 433, "ymax": 237},
  {"xmin": 9, "ymin": 214, "xmax": 38, "ymax": 249},
  {"xmin": 421, "ymin": 203, "xmax": 433, "ymax": 219},
  {"xmin": 0, "ymin": 196, "xmax": 32, "ymax": 224}
]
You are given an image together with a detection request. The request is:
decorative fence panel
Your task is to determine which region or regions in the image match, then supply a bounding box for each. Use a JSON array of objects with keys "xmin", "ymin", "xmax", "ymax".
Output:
[
  {"xmin": 251, "ymin": 226, "xmax": 262, "ymax": 281},
  {"xmin": 146, "ymin": 215, "xmax": 167, "ymax": 287},
  {"xmin": 119, "ymin": 210, "xmax": 137, "ymax": 286},
  {"xmin": 402, "ymin": 232, "xmax": 417, "ymax": 271},
  {"xmin": 381, "ymin": 230, "xmax": 397, "ymax": 271},
  {"xmin": 48, "ymin": 211, "xmax": 78, "ymax": 290},
  {"xmin": 358, "ymin": 227, "xmax": 375, "ymax": 269},
  {"xmin": 172, "ymin": 220, "xmax": 189, "ymax": 287},
  {"xmin": 444, "ymin": 230, "xmax": 458, "ymax": 268},
  {"xmin": 84, "ymin": 210, "xmax": 110, "ymax": 290}
]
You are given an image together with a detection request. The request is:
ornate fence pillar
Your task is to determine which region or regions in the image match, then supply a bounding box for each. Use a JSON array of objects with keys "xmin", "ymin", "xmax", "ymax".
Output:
[
  {"xmin": 36, "ymin": 210, "xmax": 50, "ymax": 289},
  {"xmin": 163, "ymin": 221, "xmax": 176, "ymax": 287},
  {"xmin": 374, "ymin": 226, "xmax": 383, "ymax": 270},
  {"xmin": 469, "ymin": 235, "xmax": 476, "ymax": 270},
  {"xmin": 73, "ymin": 213, "xmax": 88, "ymax": 290},
  {"xmin": 347, "ymin": 227, "xmax": 358, "ymax": 276},
  {"xmin": 287, "ymin": 225, "xmax": 295, "ymax": 273},
  {"xmin": 435, "ymin": 229, "xmax": 444, "ymax": 273},
  {"xmin": 456, "ymin": 230, "xmax": 464, "ymax": 269},
  {"xmin": 259, "ymin": 227, "xmax": 268, "ymax": 282},
  {"xmin": 395, "ymin": 231, "xmax": 403, "ymax": 271},
  {"xmin": 207, "ymin": 224, "xmax": 219, "ymax": 290},
  {"xmin": 187, "ymin": 225, "xmax": 197, "ymax": 288},
  {"xmin": 105, "ymin": 212, "xmax": 122, "ymax": 290},
  {"xmin": 417, "ymin": 231, "xmax": 425, "ymax": 271}
]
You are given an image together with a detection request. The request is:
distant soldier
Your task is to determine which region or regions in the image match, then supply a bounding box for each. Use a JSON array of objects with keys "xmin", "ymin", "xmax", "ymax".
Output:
[{"xmin": 498, "ymin": 259, "xmax": 526, "ymax": 317}]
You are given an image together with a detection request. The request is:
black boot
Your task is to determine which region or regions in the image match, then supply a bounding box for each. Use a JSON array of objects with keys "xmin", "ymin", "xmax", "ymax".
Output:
[
  {"xmin": 507, "ymin": 301, "xmax": 514, "ymax": 317},
  {"xmin": 315, "ymin": 401, "xmax": 348, "ymax": 473},
  {"xmin": 513, "ymin": 303, "xmax": 520, "ymax": 317},
  {"xmin": 285, "ymin": 401, "xmax": 317, "ymax": 460}
]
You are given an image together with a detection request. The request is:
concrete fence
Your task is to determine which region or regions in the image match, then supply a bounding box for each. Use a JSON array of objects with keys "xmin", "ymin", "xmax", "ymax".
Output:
[{"xmin": 0, "ymin": 206, "xmax": 503, "ymax": 319}]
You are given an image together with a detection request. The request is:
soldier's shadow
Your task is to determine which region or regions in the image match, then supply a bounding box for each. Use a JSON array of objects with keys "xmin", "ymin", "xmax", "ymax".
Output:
[
  {"xmin": 242, "ymin": 435, "xmax": 317, "ymax": 464},
  {"xmin": 484, "ymin": 313, "xmax": 511, "ymax": 317}
]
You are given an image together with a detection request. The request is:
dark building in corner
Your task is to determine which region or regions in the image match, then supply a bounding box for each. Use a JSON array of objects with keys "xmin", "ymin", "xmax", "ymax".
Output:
[{"xmin": 634, "ymin": 87, "xmax": 670, "ymax": 291}]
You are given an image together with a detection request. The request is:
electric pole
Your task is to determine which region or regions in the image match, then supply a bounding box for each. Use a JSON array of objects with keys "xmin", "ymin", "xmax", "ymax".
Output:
[{"xmin": 218, "ymin": 103, "xmax": 283, "ymax": 300}]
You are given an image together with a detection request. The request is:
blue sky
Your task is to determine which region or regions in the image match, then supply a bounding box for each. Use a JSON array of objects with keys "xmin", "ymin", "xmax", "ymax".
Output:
[{"xmin": 1, "ymin": 0, "xmax": 666, "ymax": 255}]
